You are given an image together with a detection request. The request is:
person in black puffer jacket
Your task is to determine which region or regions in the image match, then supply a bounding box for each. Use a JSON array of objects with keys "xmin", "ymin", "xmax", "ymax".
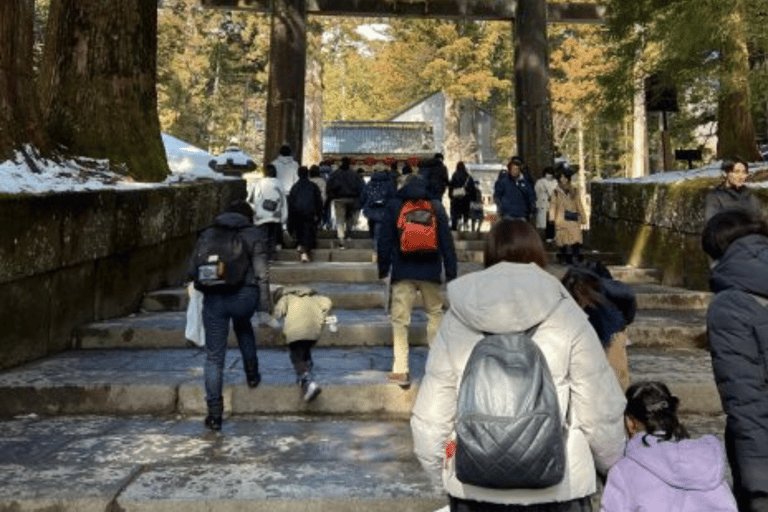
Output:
[
  {"xmin": 360, "ymin": 168, "xmax": 397, "ymax": 256},
  {"xmin": 187, "ymin": 200, "xmax": 271, "ymax": 432},
  {"xmin": 418, "ymin": 155, "xmax": 449, "ymax": 201},
  {"xmin": 494, "ymin": 156, "xmax": 536, "ymax": 221},
  {"xmin": 448, "ymin": 161, "xmax": 476, "ymax": 231},
  {"xmin": 326, "ymin": 156, "xmax": 365, "ymax": 247},
  {"xmin": 288, "ymin": 166, "xmax": 323, "ymax": 262},
  {"xmin": 702, "ymin": 209, "xmax": 768, "ymax": 512}
]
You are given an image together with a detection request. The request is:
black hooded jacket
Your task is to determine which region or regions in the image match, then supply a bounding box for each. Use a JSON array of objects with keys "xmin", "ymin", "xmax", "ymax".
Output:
[
  {"xmin": 187, "ymin": 212, "xmax": 270, "ymax": 309},
  {"xmin": 376, "ymin": 178, "xmax": 457, "ymax": 284},
  {"xmin": 706, "ymin": 233, "xmax": 768, "ymax": 508}
]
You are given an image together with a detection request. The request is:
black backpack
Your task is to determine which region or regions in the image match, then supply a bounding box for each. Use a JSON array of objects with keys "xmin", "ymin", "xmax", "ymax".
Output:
[
  {"xmin": 454, "ymin": 328, "xmax": 566, "ymax": 489},
  {"xmin": 366, "ymin": 179, "xmax": 391, "ymax": 209},
  {"xmin": 191, "ymin": 225, "xmax": 250, "ymax": 293}
]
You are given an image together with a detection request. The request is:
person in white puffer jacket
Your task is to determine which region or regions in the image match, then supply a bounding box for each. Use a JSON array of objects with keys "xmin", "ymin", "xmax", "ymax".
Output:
[
  {"xmin": 246, "ymin": 164, "xmax": 287, "ymax": 261},
  {"xmin": 271, "ymin": 144, "xmax": 300, "ymax": 198},
  {"xmin": 411, "ymin": 218, "xmax": 626, "ymax": 512}
]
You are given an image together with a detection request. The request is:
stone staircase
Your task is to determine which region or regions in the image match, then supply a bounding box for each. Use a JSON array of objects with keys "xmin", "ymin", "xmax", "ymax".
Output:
[{"xmin": 0, "ymin": 231, "xmax": 724, "ymax": 511}]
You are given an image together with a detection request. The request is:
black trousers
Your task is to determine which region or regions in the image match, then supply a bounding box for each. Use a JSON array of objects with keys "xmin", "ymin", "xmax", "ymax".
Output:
[
  {"xmin": 288, "ymin": 339, "xmax": 316, "ymax": 377},
  {"xmin": 291, "ymin": 214, "xmax": 318, "ymax": 252},
  {"xmin": 259, "ymin": 222, "xmax": 282, "ymax": 261},
  {"xmin": 557, "ymin": 243, "xmax": 582, "ymax": 264}
]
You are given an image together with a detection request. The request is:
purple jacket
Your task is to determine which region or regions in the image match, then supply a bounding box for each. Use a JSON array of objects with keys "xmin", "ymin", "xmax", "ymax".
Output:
[{"xmin": 601, "ymin": 433, "xmax": 737, "ymax": 512}]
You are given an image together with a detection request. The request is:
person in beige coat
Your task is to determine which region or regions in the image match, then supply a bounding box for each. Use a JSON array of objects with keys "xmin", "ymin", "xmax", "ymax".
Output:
[
  {"xmin": 411, "ymin": 219, "xmax": 626, "ymax": 511},
  {"xmin": 272, "ymin": 286, "xmax": 333, "ymax": 402},
  {"xmin": 549, "ymin": 168, "xmax": 587, "ymax": 264}
]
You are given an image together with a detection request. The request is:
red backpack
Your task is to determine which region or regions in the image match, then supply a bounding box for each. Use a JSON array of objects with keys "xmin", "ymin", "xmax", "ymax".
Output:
[{"xmin": 397, "ymin": 199, "xmax": 439, "ymax": 254}]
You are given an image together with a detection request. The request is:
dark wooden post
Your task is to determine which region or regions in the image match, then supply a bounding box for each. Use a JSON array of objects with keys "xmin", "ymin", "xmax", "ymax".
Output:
[
  {"xmin": 514, "ymin": 0, "xmax": 554, "ymax": 180},
  {"xmin": 265, "ymin": 0, "xmax": 307, "ymax": 165}
]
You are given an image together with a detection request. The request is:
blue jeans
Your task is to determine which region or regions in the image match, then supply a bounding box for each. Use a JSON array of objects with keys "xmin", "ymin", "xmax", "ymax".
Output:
[{"xmin": 202, "ymin": 285, "xmax": 260, "ymax": 416}]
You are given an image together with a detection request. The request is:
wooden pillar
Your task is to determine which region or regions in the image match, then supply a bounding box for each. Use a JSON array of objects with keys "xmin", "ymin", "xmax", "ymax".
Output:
[
  {"xmin": 265, "ymin": 0, "xmax": 307, "ymax": 165},
  {"xmin": 514, "ymin": 0, "xmax": 554, "ymax": 181}
]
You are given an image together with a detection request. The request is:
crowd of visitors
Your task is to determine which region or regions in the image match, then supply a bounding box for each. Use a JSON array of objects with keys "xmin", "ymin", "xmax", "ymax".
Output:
[{"xmin": 188, "ymin": 147, "xmax": 767, "ymax": 511}]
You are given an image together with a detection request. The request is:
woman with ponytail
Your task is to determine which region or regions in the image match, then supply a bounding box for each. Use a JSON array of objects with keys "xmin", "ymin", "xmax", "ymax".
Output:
[{"xmin": 600, "ymin": 381, "xmax": 736, "ymax": 511}]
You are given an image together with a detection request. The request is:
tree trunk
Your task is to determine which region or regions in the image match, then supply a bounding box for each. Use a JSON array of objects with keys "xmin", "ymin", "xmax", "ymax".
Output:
[
  {"xmin": 0, "ymin": 0, "xmax": 48, "ymax": 160},
  {"xmin": 265, "ymin": 0, "xmax": 307, "ymax": 164},
  {"xmin": 443, "ymin": 94, "xmax": 461, "ymax": 172},
  {"xmin": 716, "ymin": 1, "xmax": 760, "ymax": 161},
  {"xmin": 302, "ymin": 57, "xmax": 323, "ymax": 166},
  {"xmin": 39, "ymin": 0, "xmax": 168, "ymax": 181},
  {"xmin": 514, "ymin": 0, "xmax": 554, "ymax": 181},
  {"xmin": 631, "ymin": 57, "xmax": 647, "ymax": 177}
]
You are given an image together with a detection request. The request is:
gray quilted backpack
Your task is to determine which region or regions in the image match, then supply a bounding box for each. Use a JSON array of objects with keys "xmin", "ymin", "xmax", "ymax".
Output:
[{"xmin": 454, "ymin": 328, "xmax": 566, "ymax": 489}]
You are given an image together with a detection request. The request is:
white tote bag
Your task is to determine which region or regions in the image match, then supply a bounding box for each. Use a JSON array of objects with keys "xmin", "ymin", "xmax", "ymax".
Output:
[{"xmin": 185, "ymin": 283, "xmax": 205, "ymax": 347}]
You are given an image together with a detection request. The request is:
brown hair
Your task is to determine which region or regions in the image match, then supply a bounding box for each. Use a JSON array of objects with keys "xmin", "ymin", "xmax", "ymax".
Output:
[
  {"xmin": 561, "ymin": 266, "xmax": 604, "ymax": 309},
  {"xmin": 484, "ymin": 219, "xmax": 548, "ymax": 269}
]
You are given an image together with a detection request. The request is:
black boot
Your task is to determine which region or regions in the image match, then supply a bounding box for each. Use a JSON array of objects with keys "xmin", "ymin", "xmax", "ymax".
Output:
[
  {"xmin": 204, "ymin": 415, "xmax": 222, "ymax": 431},
  {"xmin": 244, "ymin": 360, "xmax": 261, "ymax": 388}
]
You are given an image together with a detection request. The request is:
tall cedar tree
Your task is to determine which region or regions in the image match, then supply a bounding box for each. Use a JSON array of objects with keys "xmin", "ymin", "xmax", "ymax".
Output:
[
  {"xmin": 39, "ymin": 0, "xmax": 169, "ymax": 181},
  {"xmin": 0, "ymin": 0, "xmax": 48, "ymax": 160},
  {"xmin": 605, "ymin": 0, "xmax": 762, "ymax": 161},
  {"xmin": 157, "ymin": 3, "xmax": 270, "ymax": 156}
]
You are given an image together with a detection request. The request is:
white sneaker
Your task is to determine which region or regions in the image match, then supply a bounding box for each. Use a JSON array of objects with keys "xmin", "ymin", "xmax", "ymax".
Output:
[{"xmin": 301, "ymin": 380, "xmax": 321, "ymax": 402}]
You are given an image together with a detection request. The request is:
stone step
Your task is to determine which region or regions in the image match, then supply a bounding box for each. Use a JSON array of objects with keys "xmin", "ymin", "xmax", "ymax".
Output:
[
  {"xmin": 0, "ymin": 411, "xmax": 726, "ymax": 512},
  {"xmin": 0, "ymin": 346, "xmax": 720, "ymax": 419},
  {"xmin": 271, "ymin": 262, "xmax": 660, "ymax": 286},
  {"xmin": 631, "ymin": 283, "xmax": 711, "ymax": 311},
  {"xmin": 598, "ymin": 265, "xmax": 663, "ymax": 284},
  {"xmin": 76, "ymin": 309, "xmax": 429, "ymax": 349},
  {"xmin": 143, "ymin": 280, "xmax": 706, "ymax": 315},
  {"xmin": 276, "ymin": 247, "xmax": 486, "ymax": 263},
  {"xmin": 308, "ymin": 230, "xmax": 623, "ymax": 258},
  {"xmin": 313, "ymin": 236, "xmax": 487, "ymax": 251},
  {"xmin": 143, "ymin": 262, "xmax": 662, "ymax": 313},
  {"xmin": 276, "ymin": 246, "xmax": 625, "ymax": 265},
  {"xmin": 76, "ymin": 308, "xmax": 705, "ymax": 351},
  {"xmin": 626, "ymin": 309, "xmax": 707, "ymax": 349}
]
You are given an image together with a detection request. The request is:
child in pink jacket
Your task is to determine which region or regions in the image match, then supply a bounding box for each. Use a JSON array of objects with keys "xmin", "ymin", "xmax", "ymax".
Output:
[{"xmin": 601, "ymin": 381, "xmax": 737, "ymax": 511}]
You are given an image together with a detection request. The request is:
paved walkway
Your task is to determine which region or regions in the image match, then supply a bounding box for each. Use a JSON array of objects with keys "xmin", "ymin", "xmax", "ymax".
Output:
[
  {"xmin": 0, "ymin": 411, "xmax": 726, "ymax": 512},
  {"xmin": 0, "ymin": 345, "xmax": 727, "ymax": 511},
  {"xmin": 0, "ymin": 414, "xmax": 443, "ymax": 511}
]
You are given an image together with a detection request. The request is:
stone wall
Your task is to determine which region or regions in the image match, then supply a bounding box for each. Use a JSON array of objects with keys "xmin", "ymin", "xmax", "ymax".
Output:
[
  {"xmin": 590, "ymin": 177, "xmax": 768, "ymax": 290},
  {"xmin": 0, "ymin": 179, "xmax": 245, "ymax": 370}
]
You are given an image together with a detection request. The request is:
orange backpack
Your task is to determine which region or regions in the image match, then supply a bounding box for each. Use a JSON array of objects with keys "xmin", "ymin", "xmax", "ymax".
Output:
[{"xmin": 397, "ymin": 199, "xmax": 439, "ymax": 254}]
